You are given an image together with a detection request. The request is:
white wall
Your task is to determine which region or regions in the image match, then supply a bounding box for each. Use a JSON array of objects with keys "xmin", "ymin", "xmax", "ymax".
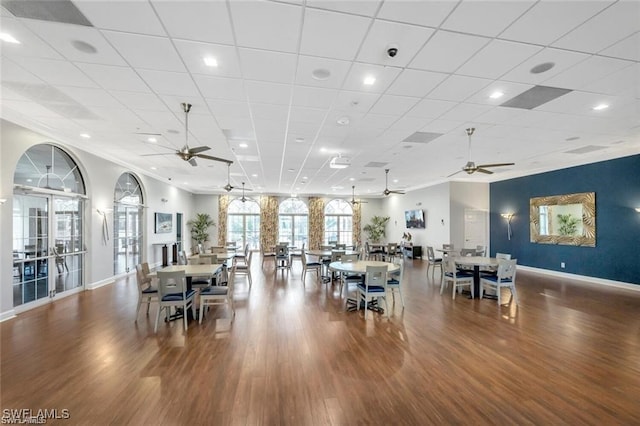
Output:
[
  {"xmin": 191, "ymin": 194, "xmax": 220, "ymax": 250},
  {"xmin": 449, "ymin": 182, "xmax": 490, "ymax": 249}
]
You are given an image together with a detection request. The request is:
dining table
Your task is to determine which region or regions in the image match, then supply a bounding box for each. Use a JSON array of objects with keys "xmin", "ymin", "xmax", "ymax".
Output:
[
  {"xmin": 307, "ymin": 249, "xmax": 360, "ymax": 282},
  {"xmin": 454, "ymin": 256, "xmax": 499, "ymax": 299},
  {"xmin": 328, "ymin": 260, "xmax": 400, "ymax": 312}
]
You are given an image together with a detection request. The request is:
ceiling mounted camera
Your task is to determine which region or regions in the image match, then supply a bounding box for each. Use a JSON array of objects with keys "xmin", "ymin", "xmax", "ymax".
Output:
[{"xmin": 386, "ymin": 44, "xmax": 398, "ymax": 58}]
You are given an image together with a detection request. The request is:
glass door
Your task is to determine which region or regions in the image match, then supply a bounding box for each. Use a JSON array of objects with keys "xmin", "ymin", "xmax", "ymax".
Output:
[
  {"xmin": 12, "ymin": 194, "xmax": 85, "ymax": 309},
  {"xmin": 113, "ymin": 204, "xmax": 142, "ymax": 274}
]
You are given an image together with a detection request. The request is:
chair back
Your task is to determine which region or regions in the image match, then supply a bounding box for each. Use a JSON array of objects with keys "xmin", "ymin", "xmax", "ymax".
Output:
[
  {"xmin": 476, "ymin": 245, "xmax": 486, "ymax": 256},
  {"xmin": 276, "ymin": 244, "xmax": 289, "ymax": 258},
  {"xmin": 157, "ymin": 270, "xmax": 187, "ymax": 298},
  {"xmin": 178, "ymin": 250, "xmax": 188, "ymax": 265},
  {"xmin": 443, "ymin": 244, "xmax": 454, "ymax": 250},
  {"xmin": 211, "ymin": 246, "xmax": 226, "ymax": 254},
  {"xmin": 497, "ymin": 259, "xmax": 517, "ymax": 281},
  {"xmin": 364, "ymin": 241, "xmax": 371, "ymax": 255},
  {"xmin": 335, "ymin": 243, "xmax": 346, "ymax": 250},
  {"xmin": 387, "ymin": 243, "xmax": 398, "ymax": 255},
  {"xmin": 141, "ymin": 262, "xmax": 151, "ymax": 277},
  {"xmin": 190, "ymin": 256, "xmax": 211, "ymax": 265},
  {"xmin": 443, "ymin": 256, "xmax": 458, "ymax": 274},
  {"xmin": 364, "ymin": 265, "xmax": 388, "ymax": 288},
  {"xmin": 496, "ymin": 252, "xmax": 512, "ymax": 260},
  {"xmin": 460, "ymin": 248, "xmax": 476, "ymax": 257},
  {"xmin": 342, "ymin": 253, "xmax": 358, "ymax": 263},
  {"xmin": 427, "ymin": 246, "xmax": 437, "ymax": 262},
  {"xmin": 136, "ymin": 264, "xmax": 151, "ymax": 289},
  {"xmin": 330, "ymin": 250, "xmax": 346, "ymax": 263},
  {"xmin": 389, "ymin": 256, "xmax": 404, "ymax": 284},
  {"xmin": 321, "ymin": 245, "xmax": 333, "ymax": 250},
  {"xmin": 226, "ymin": 241, "xmax": 236, "ymax": 248},
  {"xmin": 245, "ymin": 250, "xmax": 253, "ymax": 267}
]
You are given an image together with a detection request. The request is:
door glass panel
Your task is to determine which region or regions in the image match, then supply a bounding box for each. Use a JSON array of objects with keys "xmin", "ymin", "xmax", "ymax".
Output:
[
  {"xmin": 12, "ymin": 195, "xmax": 49, "ymax": 306},
  {"xmin": 53, "ymin": 197, "xmax": 84, "ymax": 294}
]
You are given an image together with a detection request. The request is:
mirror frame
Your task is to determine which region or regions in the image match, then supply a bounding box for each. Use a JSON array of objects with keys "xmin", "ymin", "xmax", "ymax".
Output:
[{"xmin": 530, "ymin": 192, "xmax": 596, "ymax": 247}]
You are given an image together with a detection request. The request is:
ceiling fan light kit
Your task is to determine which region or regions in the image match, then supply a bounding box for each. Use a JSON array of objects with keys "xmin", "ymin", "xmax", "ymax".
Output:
[
  {"xmin": 382, "ymin": 169, "xmax": 405, "ymax": 196},
  {"xmin": 449, "ymin": 128, "xmax": 515, "ymax": 177}
]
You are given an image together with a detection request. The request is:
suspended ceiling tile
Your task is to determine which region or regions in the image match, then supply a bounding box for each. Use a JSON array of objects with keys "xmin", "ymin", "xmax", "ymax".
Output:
[
  {"xmin": 357, "ymin": 19, "xmax": 435, "ymax": 68},
  {"xmin": 552, "ymin": 1, "xmax": 640, "ymax": 54},
  {"xmin": 101, "ymin": 31, "xmax": 185, "ymax": 73},
  {"xmin": 230, "ymin": 1, "xmax": 302, "ymax": 53},
  {"xmin": 306, "ymin": 0, "xmax": 382, "ymax": 17},
  {"xmin": 410, "ymin": 30, "xmax": 490, "ymax": 74},
  {"xmin": 75, "ymin": 1, "xmax": 165, "ymax": 36},
  {"xmin": 295, "ymin": 55, "xmax": 352, "ymax": 89},
  {"xmin": 341, "ymin": 63, "xmax": 402, "ymax": 94},
  {"xmin": 600, "ymin": 32, "xmax": 640, "ymax": 62},
  {"xmin": 456, "ymin": 39, "xmax": 542, "ymax": 80},
  {"xmin": 76, "ymin": 63, "xmax": 149, "ymax": 92},
  {"xmin": 500, "ymin": 48, "xmax": 590, "ymax": 85},
  {"xmin": 369, "ymin": 94, "xmax": 419, "ymax": 116},
  {"xmin": 386, "ymin": 69, "xmax": 448, "ymax": 98},
  {"xmin": 542, "ymin": 56, "xmax": 635, "ymax": 91},
  {"xmin": 300, "ymin": 8, "xmax": 370, "ymax": 61},
  {"xmin": 245, "ymin": 81, "xmax": 292, "ymax": 105},
  {"xmin": 136, "ymin": 69, "xmax": 200, "ymax": 97},
  {"xmin": 174, "ymin": 40, "xmax": 242, "ymax": 79},
  {"xmin": 465, "ymin": 81, "xmax": 534, "ymax": 106},
  {"xmin": 441, "ymin": 1, "xmax": 536, "ymax": 38},
  {"xmin": 152, "ymin": 1, "xmax": 234, "ymax": 44},
  {"xmin": 377, "ymin": 1, "xmax": 456, "ymax": 28},
  {"xmin": 193, "ymin": 75, "xmax": 245, "ymax": 101},
  {"xmin": 428, "ymin": 74, "xmax": 492, "ymax": 102},
  {"xmin": 292, "ymin": 86, "xmax": 337, "ymax": 109},
  {"xmin": 406, "ymin": 98, "xmax": 457, "ymax": 119},
  {"xmin": 238, "ymin": 48, "xmax": 297, "ymax": 84},
  {"xmin": 10, "ymin": 56, "xmax": 98, "ymax": 87},
  {"xmin": 500, "ymin": 1, "xmax": 612, "ymax": 46}
]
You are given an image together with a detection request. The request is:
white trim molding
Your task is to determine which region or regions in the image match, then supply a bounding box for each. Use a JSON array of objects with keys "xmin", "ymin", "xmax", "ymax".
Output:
[
  {"xmin": 86, "ymin": 277, "xmax": 116, "ymax": 290},
  {"xmin": 0, "ymin": 309, "xmax": 17, "ymax": 322},
  {"xmin": 519, "ymin": 265, "xmax": 640, "ymax": 292}
]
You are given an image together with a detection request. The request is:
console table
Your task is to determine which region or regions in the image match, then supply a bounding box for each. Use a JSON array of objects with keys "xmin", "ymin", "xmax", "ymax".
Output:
[{"xmin": 402, "ymin": 245, "xmax": 422, "ymax": 259}]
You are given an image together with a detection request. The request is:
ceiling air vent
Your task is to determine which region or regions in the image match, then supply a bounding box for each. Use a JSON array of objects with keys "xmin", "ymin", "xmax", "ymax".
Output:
[
  {"xmin": 402, "ymin": 132, "xmax": 443, "ymax": 144},
  {"xmin": 500, "ymin": 85, "xmax": 572, "ymax": 110},
  {"xmin": 3, "ymin": 0, "xmax": 93, "ymax": 26}
]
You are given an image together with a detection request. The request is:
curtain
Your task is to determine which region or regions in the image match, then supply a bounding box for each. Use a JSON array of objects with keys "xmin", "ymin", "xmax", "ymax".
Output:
[
  {"xmin": 218, "ymin": 194, "xmax": 229, "ymax": 246},
  {"xmin": 308, "ymin": 197, "xmax": 324, "ymax": 250},
  {"xmin": 352, "ymin": 201, "xmax": 361, "ymax": 248},
  {"xmin": 260, "ymin": 196, "xmax": 279, "ymax": 250}
]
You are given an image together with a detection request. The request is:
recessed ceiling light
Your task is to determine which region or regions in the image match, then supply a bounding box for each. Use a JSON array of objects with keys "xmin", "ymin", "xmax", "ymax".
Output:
[
  {"xmin": 184, "ymin": 182, "xmax": 188, "ymax": 185},
  {"xmin": 0, "ymin": 33, "xmax": 20, "ymax": 44},
  {"xmin": 150, "ymin": 166, "xmax": 157, "ymax": 170},
  {"xmin": 337, "ymin": 116, "xmax": 350, "ymax": 126},
  {"xmin": 393, "ymin": 179, "xmax": 398, "ymax": 183},
  {"xmin": 239, "ymin": 142, "xmax": 248, "ymax": 148},
  {"xmin": 320, "ymin": 148, "xmax": 328, "ymax": 153},
  {"xmin": 295, "ymin": 137, "xmax": 304, "ymax": 143},
  {"xmin": 489, "ymin": 91, "xmax": 504, "ymax": 99},
  {"xmin": 71, "ymin": 40, "xmax": 97, "ymax": 54},
  {"xmin": 311, "ymin": 68, "xmax": 331, "ymax": 81},
  {"xmin": 302, "ymin": 176, "xmax": 308, "ymax": 180},
  {"xmin": 530, "ymin": 62, "xmax": 555, "ymax": 74},
  {"xmin": 592, "ymin": 104, "xmax": 609, "ymax": 111},
  {"xmin": 349, "ymin": 177, "xmax": 355, "ymax": 181},
  {"xmin": 251, "ymin": 174, "xmax": 258, "ymax": 177},
  {"xmin": 147, "ymin": 137, "xmax": 157, "ymax": 143},
  {"xmin": 203, "ymin": 56, "xmax": 218, "ymax": 67},
  {"xmin": 80, "ymin": 133, "xmax": 90, "ymax": 139},
  {"xmin": 363, "ymin": 75, "xmax": 376, "ymax": 86}
]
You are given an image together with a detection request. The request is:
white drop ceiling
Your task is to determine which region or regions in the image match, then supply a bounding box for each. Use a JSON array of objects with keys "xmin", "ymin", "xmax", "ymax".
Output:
[{"xmin": 1, "ymin": 0, "xmax": 638, "ymax": 197}]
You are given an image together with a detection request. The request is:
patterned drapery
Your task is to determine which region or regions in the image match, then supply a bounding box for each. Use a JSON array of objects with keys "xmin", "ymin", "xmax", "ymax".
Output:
[
  {"xmin": 352, "ymin": 201, "xmax": 362, "ymax": 248},
  {"xmin": 260, "ymin": 196, "xmax": 279, "ymax": 250},
  {"xmin": 308, "ymin": 197, "xmax": 324, "ymax": 250},
  {"xmin": 218, "ymin": 195, "xmax": 230, "ymax": 246}
]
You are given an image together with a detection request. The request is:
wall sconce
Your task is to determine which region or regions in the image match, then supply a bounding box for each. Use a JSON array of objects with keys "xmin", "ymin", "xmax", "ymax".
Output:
[
  {"xmin": 500, "ymin": 213, "xmax": 514, "ymax": 240},
  {"xmin": 635, "ymin": 207, "xmax": 640, "ymax": 213},
  {"xmin": 0, "ymin": 198, "xmax": 6, "ymax": 205}
]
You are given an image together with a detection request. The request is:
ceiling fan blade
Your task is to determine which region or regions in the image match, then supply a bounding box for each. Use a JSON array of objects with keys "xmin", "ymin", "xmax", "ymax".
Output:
[
  {"xmin": 476, "ymin": 162, "xmax": 515, "ymax": 168},
  {"xmin": 447, "ymin": 169, "xmax": 463, "ymax": 177},
  {"xmin": 476, "ymin": 168, "xmax": 493, "ymax": 174},
  {"xmin": 141, "ymin": 153, "xmax": 173, "ymax": 157},
  {"xmin": 134, "ymin": 132, "xmax": 162, "ymax": 136},
  {"xmin": 188, "ymin": 157, "xmax": 198, "ymax": 166},
  {"xmin": 189, "ymin": 145, "xmax": 211, "ymax": 154},
  {"xmin": 389, "ymin": 190, "xmax": 405, "ymax": 194},
  {"xmin": 196, "ymin": 153, "xmax": 233, "ymax": 164}
]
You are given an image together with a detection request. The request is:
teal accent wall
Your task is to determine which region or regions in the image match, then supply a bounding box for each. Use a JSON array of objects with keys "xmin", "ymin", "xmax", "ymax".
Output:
[{"xmin": 490, "ymin": 154, "xmax": 640, "ymax": 284}]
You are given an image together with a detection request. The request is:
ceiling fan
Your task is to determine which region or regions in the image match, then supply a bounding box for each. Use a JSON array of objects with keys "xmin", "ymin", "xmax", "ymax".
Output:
[
  {"xmin": 383, "ymin": 169, "xmax": 405, "ymax": 196},
  {"xmin": 239, "ymin": 182, "xmax": 251, "ymax": 202},
  {"xmin": 349, "ymin": 185, "xmax": 368, "ymax": 205},
  {"xmin": 449, "ymin": 128, "xmax": 514, "ymax": 176},
  {"xmin": 142, "ymin": 103, "xmax": 233, "ymax": 167},
  {"xmin": 223, "ymin": 163, "xmax": 252, "ymax": 193}
]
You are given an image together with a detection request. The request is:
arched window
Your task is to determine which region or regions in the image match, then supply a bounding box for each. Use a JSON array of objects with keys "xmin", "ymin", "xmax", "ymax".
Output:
[
  {"xmin": 324, "ymin": 199, "xmax": 353, "ymax": 245},
  {"xmin": 13, "ymin": 144, "xmax": 86, "ymax": 308},
  {"xmin": 278, "ymin": 198, "xmax": 309, "ymax": 248},
  {"xmin": 227, "ymin": 198, "xmax": 260, "ymax": 250},
  {"xmin": 113, "ymin": 173, "xmax": 144, "ymax": 275}
]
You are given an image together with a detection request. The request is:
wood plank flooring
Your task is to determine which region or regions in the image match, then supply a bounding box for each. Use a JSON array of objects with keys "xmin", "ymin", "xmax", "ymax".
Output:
[{"xmin": 2, "ymin": 258, "xmax": 640, "ymax": 425}]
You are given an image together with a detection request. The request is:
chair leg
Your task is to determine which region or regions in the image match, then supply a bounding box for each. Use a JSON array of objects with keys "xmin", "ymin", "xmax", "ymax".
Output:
[
  {"xmin": 199, "ymin": 301, "xmax": 205, "ymax": 324},
  {"xmin": 154, "ymin": 307, "xmax": 161, "ymax": 332},
  {"xmin": 135, "ymin": 297, "xmax": 142, "ymax": 321},
  {"xmin": 511, "ymin": 284, "xmax": 519, "ymax": 305}
]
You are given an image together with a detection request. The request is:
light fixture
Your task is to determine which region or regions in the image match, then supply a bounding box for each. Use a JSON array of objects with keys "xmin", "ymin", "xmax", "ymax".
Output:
[
  {"xmin": 0, "ymin": 33, "xmax": 20, "ymax": 44},
  {"xmin": 0, "ymin": 198, "xmax": 6, "ymax": 204},
  {"xmin": 363, "ymin": 75, "xmax": 376, "ymax": 85},
  {"xmin": 330, "ymin": 155, "xmax": 350, "ymax": 169},
  {"xmin": 239, "ymin": 143, "xmax": 248, "ymax": 148},
  {"xmin": 490, "ymin": 91, "xmax": 504, "ymax": 99},
  {"xmin": 80, "ymin": 133, "xmax": 90, "ymax": 139},
  {"xmin": 592, "ymin": 104, "xmax": 609, "ymax": 111},
  {"xmin": 147, "ymin": 137, "xmax": 157, "ymax": 143},
  {"xmin": 635, "ymin": 207, "xmax": 640, "ymax": 213},
  {"xmin": 203, "ymin": 56, "xmax": 218, "ymax": 67},
  {"xmin": 500, "ymin": 213, "xmax": 514, "ymax": 240}
]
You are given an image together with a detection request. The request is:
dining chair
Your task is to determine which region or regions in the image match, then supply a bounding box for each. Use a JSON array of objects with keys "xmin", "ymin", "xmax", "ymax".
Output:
[
  {"xmin": 261, "ymin": 244, "xmax": 276, "ymax": 268},
  {"xmin": 135, "ymin": 263, "xmax": 158, "ymax": 322},
  {"xmin": 155, "ymin": 270, "xmax": 196, "ymax": 333},
  {"xmin": 234, "ymin": 243, "xmax": 249, "ymax": 265},
  {"xmin": 475, "ymin": 245, "xmax": 486, "ymax": 256},
  {"xmin": 339, "ymin": 253, "xmax": 363, "ymax": 293},
  {"xmin": 327, "ymin": 250, "xmax": 346, "ymax": 280},
  {"xmin": 234, "ymin": 250, "xmax": 253, "ymax": 287},
  {"xmin": 335, "ymin": 243, "xmax": 346, "ymax": 250},
  {"xmin": 289, "ymin": 242, "xmax": 305, "ymax": 269},
  {"xmin": 481, "ymin": 259, "xmax": 518, "ymax": 306},
  {"xmin": 199, "ymin": 265, "xmax": 235, "ymax": 324},
  {"xmin": 189, "ymin": 256, "xmax": 213, "ymax": 290},
  {"xmin": 387, "ymin": 256, "xmax": 405, "ymax": 308},
  {"xmin": 275, "ymin": 243, "xmax": 290, "ymax": 270},
  {"xmin": 459, "ymin": 248, "xmax": 476, "ymax": 257},
  {"xmin": 357, "ymin": 265, "xmax": 389, "ymax": 319},
  {"xmin": 385, "ymin": 243, "xmax": 399, "ymax": 262},
  {"xmin": 426, "ymin": 246, "xmax": 443, "ymax": 283},
  {"xmin": 441, "ymin": 256, "xmax": 474, "ymax": 299},
  {"xmin": 301, "ymin": 250, "xmax": 322, "ymax": 284}
]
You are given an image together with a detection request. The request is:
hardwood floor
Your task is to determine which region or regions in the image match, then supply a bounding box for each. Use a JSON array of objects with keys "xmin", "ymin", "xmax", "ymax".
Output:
[{"xmin": 2, "ymin": 258, "xmax": 640, "ymax": 425}]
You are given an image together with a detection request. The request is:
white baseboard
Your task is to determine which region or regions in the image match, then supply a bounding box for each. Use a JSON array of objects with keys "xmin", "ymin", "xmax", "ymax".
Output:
[
  {"xmin": 0, "ymin": 309, "xmax": 16, "ymax": 322},
  {"xmin": 86, "ymin": 277, "xmax": 115, "ymax": 290},
  {"xmin": 518, "ymin": 265, "xmax": 640, "ymax": 292}
]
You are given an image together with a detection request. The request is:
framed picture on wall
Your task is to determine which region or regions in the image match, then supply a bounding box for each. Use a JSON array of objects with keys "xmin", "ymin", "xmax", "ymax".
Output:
[{"xmin": 154, "ymin": 213, "xmax": 172, "ymax": 234}]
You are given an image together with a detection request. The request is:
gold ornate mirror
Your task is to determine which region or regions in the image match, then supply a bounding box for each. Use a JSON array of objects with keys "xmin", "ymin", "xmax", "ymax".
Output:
[{"xmin": 530, "ymin": 192, "xmax": 595, "ymax": 247}]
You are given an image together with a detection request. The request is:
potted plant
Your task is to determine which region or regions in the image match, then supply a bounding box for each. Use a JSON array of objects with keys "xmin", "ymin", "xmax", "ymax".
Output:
[
  {"xmin": 557, "ymin": 213, "xmax": 580, "ymax": 236},
  {"xmin": 363, "ymin": 215, "xmax": 390, "ymax": 243},
  {"xmin": 187, "ymin": 213, "xmax": 216, "ymax": 252}
]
